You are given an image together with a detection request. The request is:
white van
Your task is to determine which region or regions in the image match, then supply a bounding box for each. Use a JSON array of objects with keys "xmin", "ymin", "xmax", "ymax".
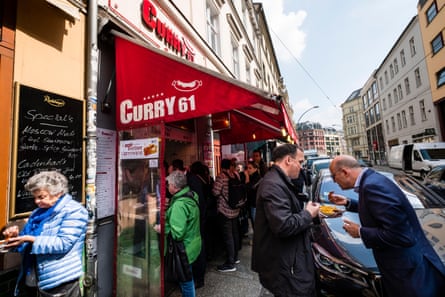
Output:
[{"xmin": 389, "ymin": 142, "xmax": 445, "ymax": 178}]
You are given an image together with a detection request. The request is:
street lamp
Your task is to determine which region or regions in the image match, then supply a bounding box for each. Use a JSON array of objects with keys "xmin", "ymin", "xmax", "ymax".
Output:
[
  {"xmin": 296, "ymin": 105, "xmax": 319, "ymax": 150},
  {"xmin": 296, "ymin": 105, "xmax": 320, "ymax": 126}
]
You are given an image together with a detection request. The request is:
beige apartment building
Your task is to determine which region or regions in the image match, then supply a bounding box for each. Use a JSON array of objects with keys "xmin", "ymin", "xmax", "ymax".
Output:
[
  {"xmin": 417, "ymin": 0, "xmax": 445, "ymax": 140},
  {"xmin": 341, "ymin": 89, "xmax": 369, "ymax": 160}
]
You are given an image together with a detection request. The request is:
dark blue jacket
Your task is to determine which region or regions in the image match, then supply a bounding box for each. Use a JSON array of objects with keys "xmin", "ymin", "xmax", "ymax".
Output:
[{"xmin": 349, "ymin": 169, "xmax": 445, "ymax": 297}]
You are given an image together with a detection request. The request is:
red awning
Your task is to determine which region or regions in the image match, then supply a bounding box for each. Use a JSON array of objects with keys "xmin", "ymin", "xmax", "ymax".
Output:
[{"xmin": 115, "ymin": 35, "xmax": 296, "ymax": 144}]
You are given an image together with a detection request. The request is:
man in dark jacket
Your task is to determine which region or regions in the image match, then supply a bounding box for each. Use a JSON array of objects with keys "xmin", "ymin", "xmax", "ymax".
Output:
[{"xmin": 252, "ymin": 144, "xmax": 320, "ymax": 296}]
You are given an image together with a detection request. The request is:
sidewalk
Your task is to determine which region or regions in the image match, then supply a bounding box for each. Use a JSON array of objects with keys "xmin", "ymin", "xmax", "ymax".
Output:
[{"xmin": 168, "ymin": 233, "xmax": 273, "ymax": 297}]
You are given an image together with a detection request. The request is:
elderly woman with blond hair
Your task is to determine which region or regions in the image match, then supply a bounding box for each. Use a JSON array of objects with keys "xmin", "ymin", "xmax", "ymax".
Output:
[{"xmin": 2, "ymin": 171, "xmax": 88, "ymax": 297}]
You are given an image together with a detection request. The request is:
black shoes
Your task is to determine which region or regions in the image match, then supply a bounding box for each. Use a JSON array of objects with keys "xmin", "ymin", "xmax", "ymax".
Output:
[{"xmin": 216, "ymin": 263, "xmax": 236, "ymax": 272}]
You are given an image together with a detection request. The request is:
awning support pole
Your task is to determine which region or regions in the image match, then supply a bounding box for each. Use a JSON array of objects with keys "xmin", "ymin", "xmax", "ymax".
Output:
[{"xmin": 84, "ymin": 0, "xmax": 98, "ymax": 296}]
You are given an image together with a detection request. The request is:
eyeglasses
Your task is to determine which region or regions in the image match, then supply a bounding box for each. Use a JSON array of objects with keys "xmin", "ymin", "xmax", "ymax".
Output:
[{"xmin": 331, "ymin": 168, "xmax": 343, "ymax": 181}]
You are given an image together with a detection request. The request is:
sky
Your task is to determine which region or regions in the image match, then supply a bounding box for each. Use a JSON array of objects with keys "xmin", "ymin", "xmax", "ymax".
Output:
[{"xmin": 259, "ymin": 0, "xmax": 419, "ymax": 129}]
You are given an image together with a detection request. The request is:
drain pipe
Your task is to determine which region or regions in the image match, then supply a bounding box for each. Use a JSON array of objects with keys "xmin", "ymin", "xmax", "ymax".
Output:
[{"xmin": 84, "ymin": 0, "xmax": 98, "ymax": 296}]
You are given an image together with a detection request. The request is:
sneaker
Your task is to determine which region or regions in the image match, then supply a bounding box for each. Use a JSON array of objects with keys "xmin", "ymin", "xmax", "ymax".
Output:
[
  {"xmin": 217, "ymin": 263, "xmax": 236, "ymax": 272},
  {"xmin": 235, "ymin": 259, "xmax": 241, "ymax": 264}
]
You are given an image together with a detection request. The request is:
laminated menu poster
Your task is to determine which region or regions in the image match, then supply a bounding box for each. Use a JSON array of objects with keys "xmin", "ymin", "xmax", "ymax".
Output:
[{"xmin": 10, "ymin": 84, "xmax": 85, "ymax": 217}]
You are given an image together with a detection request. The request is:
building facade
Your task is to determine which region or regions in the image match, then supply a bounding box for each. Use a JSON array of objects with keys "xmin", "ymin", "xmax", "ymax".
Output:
[
  {"xmin": 341, "ymin": 89, "xmax": 369, "ymax": 160},
  {"xmin": 0, "ymin": 1, "xmax": 296, "ymax": 296},
  {"xmin": 417, "ymin": 0, "xmax": 445, "ymax": 140},
  {"xmin": 376, "ymin": 15, "xmax": 441, "ymax": 154}
]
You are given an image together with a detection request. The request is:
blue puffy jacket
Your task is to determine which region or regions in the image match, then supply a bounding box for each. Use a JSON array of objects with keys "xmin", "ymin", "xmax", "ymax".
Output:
[{"xmin": 15, "ymin": 194, "xmax": 88, "ymax": 295}]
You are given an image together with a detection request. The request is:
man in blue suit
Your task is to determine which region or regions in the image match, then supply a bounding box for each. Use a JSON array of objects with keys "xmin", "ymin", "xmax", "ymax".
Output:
[{"xmin": 328, "ymin": 155, "xmax": 445, "ymax": 297}]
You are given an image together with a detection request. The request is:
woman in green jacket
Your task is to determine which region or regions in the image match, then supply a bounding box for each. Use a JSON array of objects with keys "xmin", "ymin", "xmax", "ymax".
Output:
[{"xmin": 165, "ymin": 170, "xmax": 202, "ymax": 297}]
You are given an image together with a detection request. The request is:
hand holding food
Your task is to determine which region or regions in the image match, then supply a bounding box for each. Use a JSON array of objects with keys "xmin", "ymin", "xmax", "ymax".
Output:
[{"xmin": 328, "ymin": 191, "xmax": 348, "ymax": 206}]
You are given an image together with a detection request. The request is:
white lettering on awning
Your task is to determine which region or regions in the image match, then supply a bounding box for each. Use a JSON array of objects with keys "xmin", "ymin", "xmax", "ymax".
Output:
[{"xmin": 120, "ymin": 95, "xmax": 196, "ymax": 125}]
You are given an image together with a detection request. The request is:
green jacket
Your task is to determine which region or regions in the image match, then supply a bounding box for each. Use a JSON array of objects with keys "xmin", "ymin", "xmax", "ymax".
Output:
[{"xmin": 165, "ymin": 186, "xmax": 202, "ymax": 264}]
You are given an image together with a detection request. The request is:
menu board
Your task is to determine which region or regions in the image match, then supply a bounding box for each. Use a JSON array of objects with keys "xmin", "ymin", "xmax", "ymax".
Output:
[{"xmin": 11, "ymin": 84, "xmax": 85, "ymax": 217}]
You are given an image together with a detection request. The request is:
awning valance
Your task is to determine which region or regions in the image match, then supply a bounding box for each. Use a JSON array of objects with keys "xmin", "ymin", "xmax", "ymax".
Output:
[{"xmin": 115, "ymin": 35, "xmax": 297, "ymax": 144}]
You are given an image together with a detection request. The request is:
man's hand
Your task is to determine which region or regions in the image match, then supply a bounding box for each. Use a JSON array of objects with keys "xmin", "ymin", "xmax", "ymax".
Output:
[
  {"xmin": 328, "ymin": 191, "xmax": 348, "ymax": 206},
  {"xmin": 342, "ymin": 218, "xmax": 361, "ymax": 238},
  {"xmin": 305, "ymin": 202, "xmax": 320, "ymax": 218}
]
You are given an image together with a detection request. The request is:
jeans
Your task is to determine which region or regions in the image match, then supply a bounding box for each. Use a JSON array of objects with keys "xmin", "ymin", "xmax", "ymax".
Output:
[
  {"xmin": 179, "ymin": 267, "xmax": 195, "ymax": 297},
  {"xmin": 250, "ymin": 207, "xmax": 256, "ymax": 229},
  {"xmin": 218, "ymin": 213, "xmax": 239, "ymax": 264}
]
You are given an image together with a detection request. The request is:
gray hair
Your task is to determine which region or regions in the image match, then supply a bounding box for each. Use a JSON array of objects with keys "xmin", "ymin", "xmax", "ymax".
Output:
[
  {"xmin": 24, "ymin": 171, "xmax": 69, "ymax": 195},
  {"xmin": 166, "ymin": 170, "xmax": 187, "ymax": 189}
]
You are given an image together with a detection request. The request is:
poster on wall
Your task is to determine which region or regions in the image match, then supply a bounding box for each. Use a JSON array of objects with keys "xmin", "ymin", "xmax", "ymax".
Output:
[
  {"xmin": 96, "ymin": 128, "xmax": 116, "ymax": 219},
  {"xmin": 10, "ymin": 83, "xmax": 85, "ymax": 217},
  {"xmin": 119, "ymin": 138, "xmax": 159, "ymax": 160}
]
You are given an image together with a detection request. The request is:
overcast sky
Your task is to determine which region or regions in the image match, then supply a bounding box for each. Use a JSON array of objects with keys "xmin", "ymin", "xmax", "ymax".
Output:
[{"xmin": 259, "ymin": 0, "xmax": 419, "ymax": 128}]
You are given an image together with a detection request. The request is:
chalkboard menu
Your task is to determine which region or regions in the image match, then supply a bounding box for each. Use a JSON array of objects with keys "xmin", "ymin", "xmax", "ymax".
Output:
[{"xmin": 11, "ymin": 84, "xmax": 85, "ymax": 217}]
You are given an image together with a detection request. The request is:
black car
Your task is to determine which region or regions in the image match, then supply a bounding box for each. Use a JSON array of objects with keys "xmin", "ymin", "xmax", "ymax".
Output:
[
  {"xmin": 423, "ymin": 164, "xmax": 445, "ymax": 197},
  {"xmin": 310, "ymin": 169, "xmax": 445, "ymax": 297}
]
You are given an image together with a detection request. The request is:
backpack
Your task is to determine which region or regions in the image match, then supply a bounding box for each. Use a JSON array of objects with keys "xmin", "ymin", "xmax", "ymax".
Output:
[{"xmin": 223, "ymin": 172, "xmax": 246, "ymax": 209}]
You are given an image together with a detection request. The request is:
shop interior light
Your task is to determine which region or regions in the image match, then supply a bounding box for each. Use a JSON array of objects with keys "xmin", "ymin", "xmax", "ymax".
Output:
[{"xmin": 281, "ymin": 127, "xmax": 287, "ymax": 137}]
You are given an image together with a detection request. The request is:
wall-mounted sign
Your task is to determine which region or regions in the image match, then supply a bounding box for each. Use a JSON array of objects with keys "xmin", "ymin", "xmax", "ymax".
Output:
[
  {"xmin": 119, "ymin": 138, "xmax": 160, "ymax": 160},
  {"xmin": 10, "ymin": 84, "xmax": 85, "ymax": 217}
]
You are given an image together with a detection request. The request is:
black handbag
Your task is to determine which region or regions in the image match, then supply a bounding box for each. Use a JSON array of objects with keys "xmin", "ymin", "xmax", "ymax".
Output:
[{"xmin": 164, "ymin": 233, "xmax": 193, "ymax": 283}]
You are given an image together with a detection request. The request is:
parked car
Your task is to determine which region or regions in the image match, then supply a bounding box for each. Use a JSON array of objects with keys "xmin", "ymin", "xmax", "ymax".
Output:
[
  {"xmin": 310, "ymin": 159, "xmax": 331, "ymax": 183},
  {"xmin": 423, "ymin": 164, "xmax": 445, "ymax": 197},
  {"xmin": 310, "ymin": 169, "xmax": 445, "ymax": 297},
  {"xmin": 306, "ymin": 156, "xmax": 331, "ymax": 171},
  {"xmin": 358, "ymin": 158, "xmax": 373, "ymax": 167}
]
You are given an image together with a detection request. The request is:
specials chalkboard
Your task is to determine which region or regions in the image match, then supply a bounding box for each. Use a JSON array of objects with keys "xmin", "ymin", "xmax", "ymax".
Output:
[{"xmin": 11, "ymin": 84, "xmax": 85, "ymax": 217}]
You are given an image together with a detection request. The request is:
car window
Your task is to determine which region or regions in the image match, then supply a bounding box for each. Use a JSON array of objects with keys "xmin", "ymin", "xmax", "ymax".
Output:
[{"xmin": 318, "ymin": 176, "xmax": 358, "ymax": 204}]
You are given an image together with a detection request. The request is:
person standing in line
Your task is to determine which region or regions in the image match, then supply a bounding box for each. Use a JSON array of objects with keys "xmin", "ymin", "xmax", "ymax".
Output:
[
  {"xmin": 252, "ymin": 149, "xmax": 268, "ymax": 177},
  {"xmin": 252, "ymin": 144, "xmax": 320, "ymax": 296},
  {"xmin": 212, "ymin": 159, "xmax": 241, "ymax": 272},
  {"xmin": 165, "ymin": 170, "xmax": 202, "ymax": 297},
  {"xmin": 328, "ymin": 155, "xmax": 445, "ymax": 297},
  {"xmin": 187, "ymin": 161, "xmax": 208, "ymax": 289},
  {"xmin": 2, "ymin": 171, "xmax": 88, "ymax": 297},
  {"xmin": 244, "ymin": 160, "xmax": 261, "ymax": 230}
]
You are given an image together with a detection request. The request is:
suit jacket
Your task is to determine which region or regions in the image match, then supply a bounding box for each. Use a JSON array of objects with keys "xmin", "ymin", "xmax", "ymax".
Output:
[{"xmin": 349, "ymin": 169, "xmax": 445, "ymax": 297}]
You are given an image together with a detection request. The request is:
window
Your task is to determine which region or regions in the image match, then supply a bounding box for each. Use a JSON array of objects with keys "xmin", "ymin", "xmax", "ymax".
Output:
[
  {"xmin": 401, "ymin": 110, "xmax": 407, "ymax": 128},
  {"xmin": 391, "ymin": 116, "xmax": 396, "ymax": 133},
  {"xmin": 206, "ymin": 1, "xmax": 220, "ymax": 54},
  {"xmin": 390, "ymin": 64, "xmax": 394, "ymax": 78},
  {"xmin": 394, "ymin": 59, "xmax": 399, "ymax": 74},
  {"xmin": 372, "ymin": 82, "xmax": 378, "ymax": 98},
  {"xmin": 397, "ymin": 113, "xmax": 402, "ymax": 130},
  {"xmin": 431, "ymin": 33, "xmax": 444, "ymax": 55},
  {"xmin": 231, "ymin": 37, "xmax": 240, "ymax": 78},
  {"xmin": 384, "ymin": 71, "xmax": 389, "ymax": 84},
  {"xmin": 379, "ymin": 77, "xmax": 384, "ymax": 90},
  {"xmin": 437, "ymin": 68, "xmax": 445, "ymax": 87},
  {"xmin": 426, "ymin": 1, "xmax": 438, "ymax": 24},
  {"xmin": 398, "ymin": 84, "xmax": 403, "ymax": 100},
  {"xmin": 375, "ymin": 103, "xmax": 381, "ymax": 121},
  {"xmin": 385, "ymin": 119, "xmax": 390, "ymax": 134},
  {"xmin": 410, "ymin": 37, "xmax": 416, "ymax": 57},
  {"xmin": 245, "ymin": 62, "xmax": 251, "ymax": 84},
  {"xmin": 415, "ymin": 68, "xmax": 422, "ymax": 87},
  {"xmin": 362, "ymin": 94, "xmax": 368, "ymax": 109},
  {"xmin": 419, "ymin": 100, "xmax": 426, "ymax": 121},
  {"xmin": 409, "ymin": 106, "xmax": 415, "ymax": 126},
  {"xmin": 388, "ymin": 93, "xmax": 392, "ymax": 107},
  {"xmin": 404, "ymin": 77, "xmax": 411, "ymax": 95},
  {"xmin": 393, "ymin": 89, "xmax": 398, "ymax": 103},
  {"xmin": 400, "ymin": 50, "xmax": 406, "ymax": 67},
  {"xmin": 382, "ymin": 97, "xmax": 387, "ymax": 110}
]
